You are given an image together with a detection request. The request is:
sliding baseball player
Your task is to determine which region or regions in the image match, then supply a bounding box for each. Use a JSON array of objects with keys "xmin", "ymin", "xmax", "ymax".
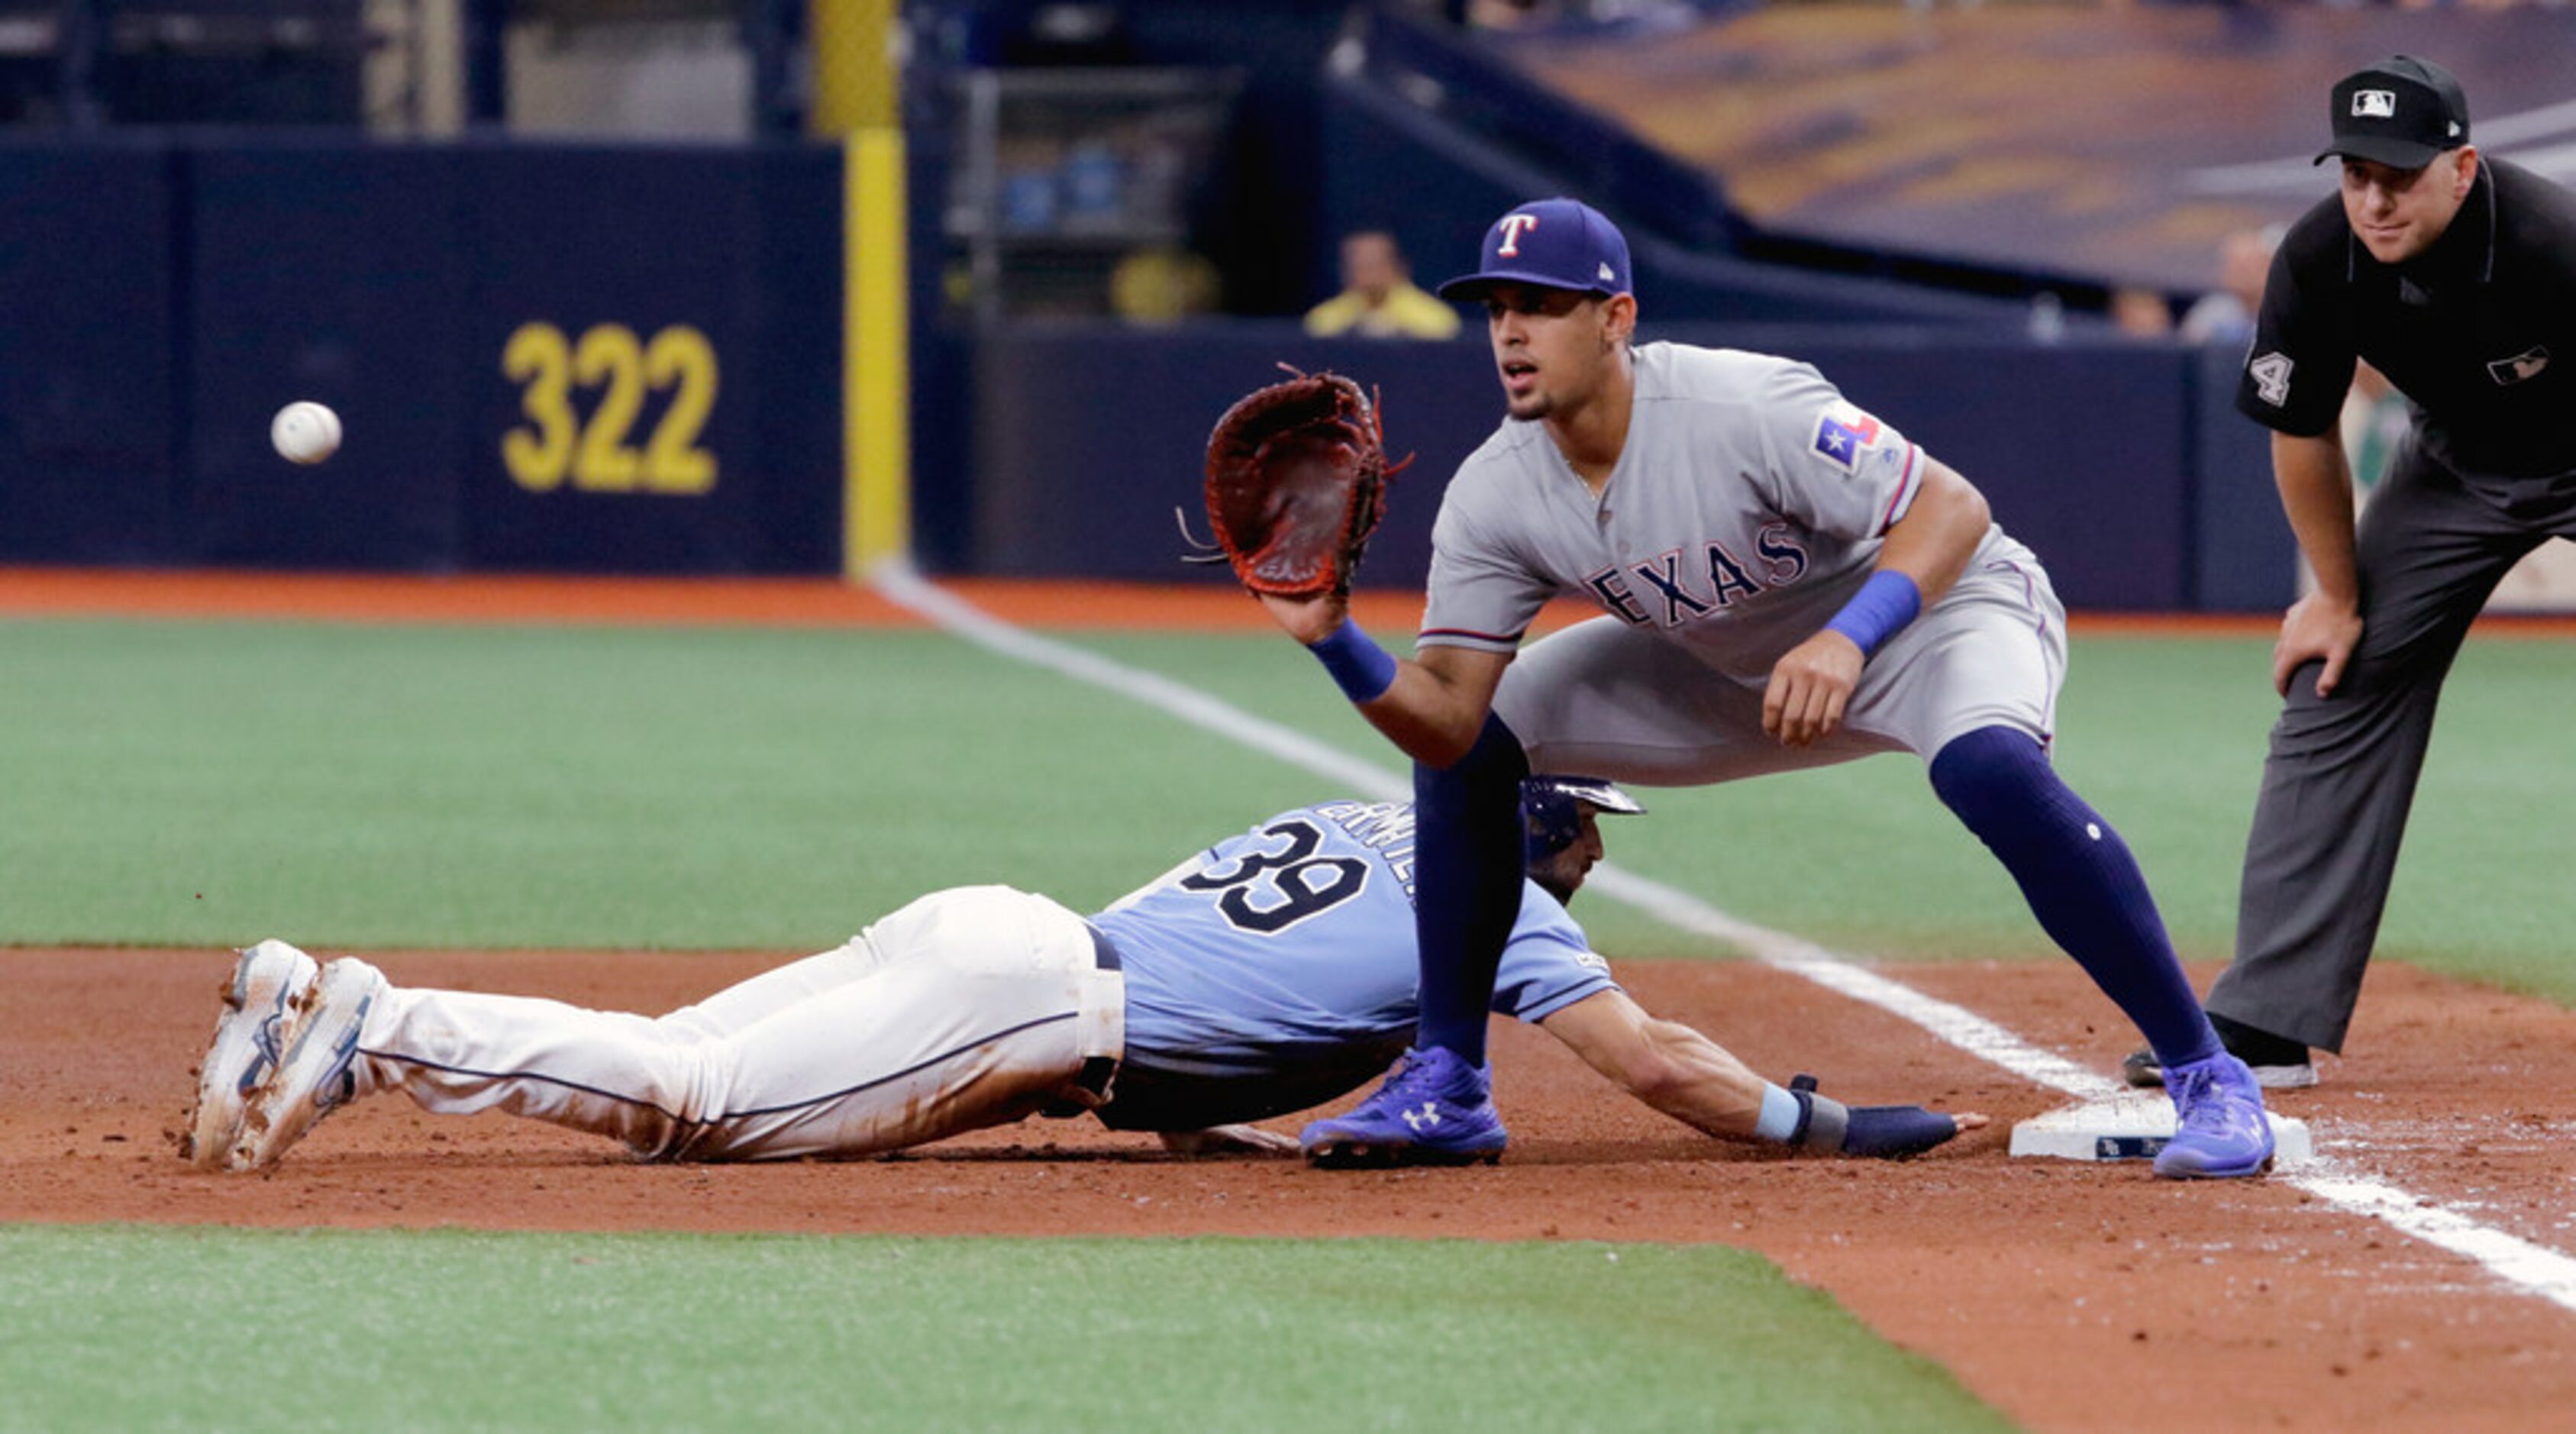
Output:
[{"xmin": 186, "ymin": 778, "xmax": 1980, "ymax": 1171}]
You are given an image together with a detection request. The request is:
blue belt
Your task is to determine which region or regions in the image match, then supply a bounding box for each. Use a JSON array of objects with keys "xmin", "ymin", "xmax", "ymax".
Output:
[{"xmin": 1083, "ymin": 920, "xmax": 1122, "ymax": 972}]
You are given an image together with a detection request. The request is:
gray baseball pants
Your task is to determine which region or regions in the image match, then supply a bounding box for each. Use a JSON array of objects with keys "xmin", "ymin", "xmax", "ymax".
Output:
[{"xmin": 2210, "ymin": 434, "xmax": 2576, "ymax": 1051}]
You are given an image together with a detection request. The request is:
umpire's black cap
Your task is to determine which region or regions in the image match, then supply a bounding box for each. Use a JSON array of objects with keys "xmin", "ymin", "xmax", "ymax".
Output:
[{"xmin": 2317, "ymin": 55, "xmax": 2470, "ymax": 170}]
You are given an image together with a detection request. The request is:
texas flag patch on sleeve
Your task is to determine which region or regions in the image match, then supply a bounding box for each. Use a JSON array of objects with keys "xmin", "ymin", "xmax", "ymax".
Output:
[{"xmin": 1810, "ymin": 401, "xmax": 1883, "ymax": 473}]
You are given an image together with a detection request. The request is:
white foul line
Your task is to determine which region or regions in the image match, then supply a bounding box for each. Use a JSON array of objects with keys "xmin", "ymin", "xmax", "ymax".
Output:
[
  {"xmin": 876, "ymin": 566, "xmax": 1409, "ymax": 805},
  {"xmin": 873, "ymin": 565, "xmax": 2576, "ymax": 1316},
  {"xmin": 1585, "ymin": 873, "xmax": 2576, "ymax": 1314}
]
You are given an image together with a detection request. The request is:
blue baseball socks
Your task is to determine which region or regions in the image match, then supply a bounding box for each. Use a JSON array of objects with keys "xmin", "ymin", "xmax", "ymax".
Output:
[
  {"xmin": 1929, "ymin": 726, "xmax": 2220, "ymax": 1071},
  {"xmin": 1411, "ymin": 712, "xmax": 1531, "ymax": 1065}
]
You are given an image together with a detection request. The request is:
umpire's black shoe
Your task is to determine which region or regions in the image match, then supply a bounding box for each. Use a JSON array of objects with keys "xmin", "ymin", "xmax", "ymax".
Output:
[{"xmin": 2122, "ymin": 1016, "xmax": 2318, "ymax": 1090}]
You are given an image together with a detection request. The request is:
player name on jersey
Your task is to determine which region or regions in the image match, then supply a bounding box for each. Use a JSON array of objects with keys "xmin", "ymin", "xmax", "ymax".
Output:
[{"xmin": 1310, "ymin": 799, "xmax": 1419, "ymax": 899}]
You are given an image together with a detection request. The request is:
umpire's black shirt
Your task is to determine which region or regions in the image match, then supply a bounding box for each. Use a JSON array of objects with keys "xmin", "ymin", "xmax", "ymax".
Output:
[{"xmin": 2238, "ymin": 157, "xmax": 2576, "ymax": 480}]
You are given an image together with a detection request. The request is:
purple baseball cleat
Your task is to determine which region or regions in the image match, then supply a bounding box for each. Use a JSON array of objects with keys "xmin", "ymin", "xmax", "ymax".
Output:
[
  {"xmin": 1300, "ymin": 1046, "xmax": 1506, "ymax": 1168},
  {"xmin": 2153, "ymin": 1051, "xmax": 2276, "ymax": 1179}
]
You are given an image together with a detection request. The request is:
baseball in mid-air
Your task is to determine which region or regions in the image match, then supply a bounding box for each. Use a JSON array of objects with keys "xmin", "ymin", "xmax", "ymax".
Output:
[{"xmin": 270, "ymin": 401, "xmax": 342, "ymax": 465}]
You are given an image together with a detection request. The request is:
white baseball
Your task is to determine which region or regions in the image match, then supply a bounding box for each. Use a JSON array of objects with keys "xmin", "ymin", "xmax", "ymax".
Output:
[{"xmin": 270, "ymin": 401, "xmax": 342, "ymax": 465}]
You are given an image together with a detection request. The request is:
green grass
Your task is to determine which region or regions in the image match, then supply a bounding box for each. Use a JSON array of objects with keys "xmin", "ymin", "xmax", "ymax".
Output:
[
  {"xmin": 0, "ymin": 620, "xmax": 1319, "ymax": 949},
  {"xmin": 2, "ymin": 616, "xmax": 2571, "ymax": 1001},
  {"xmin": 0, "ymin": 1226, "xmax": 2006, "ymax": 1433}
]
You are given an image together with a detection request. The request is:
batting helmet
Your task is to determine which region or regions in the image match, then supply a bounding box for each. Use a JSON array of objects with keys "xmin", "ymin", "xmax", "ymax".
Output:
[{"xmin": 1522, "ymin": 774, "xmax": 1646, "ymax": 864}]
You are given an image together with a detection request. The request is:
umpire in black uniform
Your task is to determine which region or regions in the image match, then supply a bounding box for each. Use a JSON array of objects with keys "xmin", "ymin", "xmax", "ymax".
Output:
[{"xmin": 2132, "ymin": 55, "xmax": 2576, "ymax": 1090}]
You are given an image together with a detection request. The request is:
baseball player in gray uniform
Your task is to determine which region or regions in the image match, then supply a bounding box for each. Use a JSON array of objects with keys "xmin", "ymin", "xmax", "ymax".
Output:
[
  {"xmin": 1268, "ymin": 197, "xmax": 2274, "ymax": 1179},
  {"xmin": 186, "ymin": 777, "xmax": 1981, "ymax": 1172}
]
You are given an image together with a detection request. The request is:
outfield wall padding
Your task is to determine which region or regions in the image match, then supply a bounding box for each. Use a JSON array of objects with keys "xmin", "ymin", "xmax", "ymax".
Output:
[
  {"xmin": 0, "ymin": 137, "xmax": 2293, "ymax": 605},
  {"xmin": 5, "ymin": 137, "xmax": 843, "ymax": 574},
  {"xmin": 968, "ymin": 322, "xmax": 2287, "ymax": 612},
  {"xmin": 0, "ymin": 140, "xmax": 182, "ymax": 564}
]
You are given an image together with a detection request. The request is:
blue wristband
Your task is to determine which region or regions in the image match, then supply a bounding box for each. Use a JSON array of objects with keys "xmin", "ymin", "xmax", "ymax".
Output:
[
  {"xmin": 1309, "ymin": 618, "xmax": 1398, "ymax": 704},
  {"xmin": 1822, "ymin": 570, "xmax": 1922, "ymax": 658}
]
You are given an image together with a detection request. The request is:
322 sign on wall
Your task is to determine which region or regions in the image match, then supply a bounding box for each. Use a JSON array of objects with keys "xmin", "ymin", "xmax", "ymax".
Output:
[{"xmin": 501, "ymin": 321, "xmax": 719, "ymax": 495}]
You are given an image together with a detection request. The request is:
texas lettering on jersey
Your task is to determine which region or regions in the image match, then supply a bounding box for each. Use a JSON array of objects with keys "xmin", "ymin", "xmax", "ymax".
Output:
[
  {"xmin": 1577, "ymin": 396, "xmax": 1916, "ymax": 632},
  {"xmin": 1582, "ymin": 525, "xmax": 1811, "ymax": 627}
]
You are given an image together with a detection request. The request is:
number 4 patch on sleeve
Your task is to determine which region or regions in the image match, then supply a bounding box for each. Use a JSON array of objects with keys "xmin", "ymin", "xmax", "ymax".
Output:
[{"xmin": 2249, "ymin": 352, "xmax": 2294, "ymax": 407}]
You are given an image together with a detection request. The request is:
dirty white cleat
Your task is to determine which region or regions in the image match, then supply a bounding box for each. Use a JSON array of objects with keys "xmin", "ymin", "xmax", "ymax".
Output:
[
  {"xmin": 181, "ymin": 941, "xmax": 320, "ymax": 1171},
  {"xmin": 231, "ymin": 958, "xmax": 388, "ymax": 1172}
]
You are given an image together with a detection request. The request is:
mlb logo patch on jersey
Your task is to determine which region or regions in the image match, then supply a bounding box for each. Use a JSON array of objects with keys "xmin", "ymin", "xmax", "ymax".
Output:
[{"xmin": 1810, "ymin": 402, "xmax": 1883, "ymax": 473}]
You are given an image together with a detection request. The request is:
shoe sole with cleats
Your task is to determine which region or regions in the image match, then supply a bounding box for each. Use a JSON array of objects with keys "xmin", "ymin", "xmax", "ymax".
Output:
[
  {"xmin": 182, "ymin": 941, "xmax": 319, "ymax": 1171},
  {"xmin": 1303, "ymin": 1138, "xmax": 1504, "ymax": 1170},
  {"xmin": 231, "ymin": 959, "xmax": 385, "ymax": 1172}
]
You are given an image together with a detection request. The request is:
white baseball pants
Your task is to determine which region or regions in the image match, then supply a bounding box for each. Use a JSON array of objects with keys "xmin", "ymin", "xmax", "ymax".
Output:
[{"xmin": 341, "ymin": 886, "xmax": 1126, "ymax": 1160}]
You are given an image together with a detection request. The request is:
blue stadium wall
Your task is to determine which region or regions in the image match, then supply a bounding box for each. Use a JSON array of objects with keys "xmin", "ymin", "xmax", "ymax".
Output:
[
  {"xmin": 967, "ymin": 323, "xmax": 2291, "ymax": 613},
  {"xmin": 0, "ymin": 136, "xmax": 2292, "ymax": 610},
  {"xmin": 0, "ymin": 136, "xmax": 843, "ymax": 573}
]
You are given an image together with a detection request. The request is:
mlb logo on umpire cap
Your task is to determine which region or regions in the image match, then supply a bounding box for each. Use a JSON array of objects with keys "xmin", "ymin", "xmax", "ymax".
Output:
[
  {"xmin": 1435, "ymin": 197, "xmax": 1633, "ymax": 302},
  {"xmin": 2317, "ymin": 54, "xmax": 2470, "ymax": 170}
]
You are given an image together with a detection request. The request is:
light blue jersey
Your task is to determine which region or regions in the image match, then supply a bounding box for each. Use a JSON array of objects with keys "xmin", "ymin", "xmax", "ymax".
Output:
[{"xmin": 1088, "ymin": 800, "xmax": 1616, "ymax": 1130}]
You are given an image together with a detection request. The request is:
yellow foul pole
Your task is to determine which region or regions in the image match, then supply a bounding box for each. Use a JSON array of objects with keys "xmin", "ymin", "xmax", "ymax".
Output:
[{"xmin": 814, "ymin": 0, "xmax": 910, "ymax": 576}]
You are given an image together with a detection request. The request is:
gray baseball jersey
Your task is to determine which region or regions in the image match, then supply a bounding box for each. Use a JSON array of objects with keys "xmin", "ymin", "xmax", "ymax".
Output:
[{"xmin": 1424, "ymin": 341, "xmax": 2063, "ymax": 774}]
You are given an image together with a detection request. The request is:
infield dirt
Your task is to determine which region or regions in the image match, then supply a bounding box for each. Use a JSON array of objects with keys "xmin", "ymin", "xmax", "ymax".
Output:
[{"xmin": 8, "ymin": 948, "xmax": 2574, "ymax": 1432}]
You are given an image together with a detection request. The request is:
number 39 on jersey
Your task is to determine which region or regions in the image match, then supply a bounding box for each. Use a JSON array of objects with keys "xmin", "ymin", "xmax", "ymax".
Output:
[{"xmin": 1180, "ymin": 819, "xmax": 1370, "ymax": 934}]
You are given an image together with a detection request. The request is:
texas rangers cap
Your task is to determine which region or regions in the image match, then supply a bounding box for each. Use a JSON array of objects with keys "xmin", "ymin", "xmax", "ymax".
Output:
[
  {"xmin": 1436, "ymin": 197, "xmax": 1633, "ymax": 302},
  {"xmin": 2316, "ymin": 55, "xmax": 2470, "ymax": 170}
]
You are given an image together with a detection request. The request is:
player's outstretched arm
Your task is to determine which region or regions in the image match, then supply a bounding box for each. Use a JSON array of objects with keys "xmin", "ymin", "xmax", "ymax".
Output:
[
  {"xmin": 1540, "ymin": 989, "xmax": 1988, "ymax": 1157},
  {"xmin": 1539, "ymin": 988, "xmax": 1769, "ymax": 1137},
  {"xmin": 1258, "ymin": 591, "xmax": 1512, "ymax": 768}
]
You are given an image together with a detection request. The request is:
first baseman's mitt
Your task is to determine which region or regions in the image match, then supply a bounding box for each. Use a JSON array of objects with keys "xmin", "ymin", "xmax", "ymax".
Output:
[{"xmin": 1197, "ymin": 367, "xmax": 1399, "ymax": 599}]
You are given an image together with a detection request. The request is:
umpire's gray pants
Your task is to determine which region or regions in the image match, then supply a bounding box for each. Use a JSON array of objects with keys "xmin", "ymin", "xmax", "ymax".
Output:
[{"xmin": 2212, "ymin": 436, "xmax": 2576, "ymax": 1051}]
